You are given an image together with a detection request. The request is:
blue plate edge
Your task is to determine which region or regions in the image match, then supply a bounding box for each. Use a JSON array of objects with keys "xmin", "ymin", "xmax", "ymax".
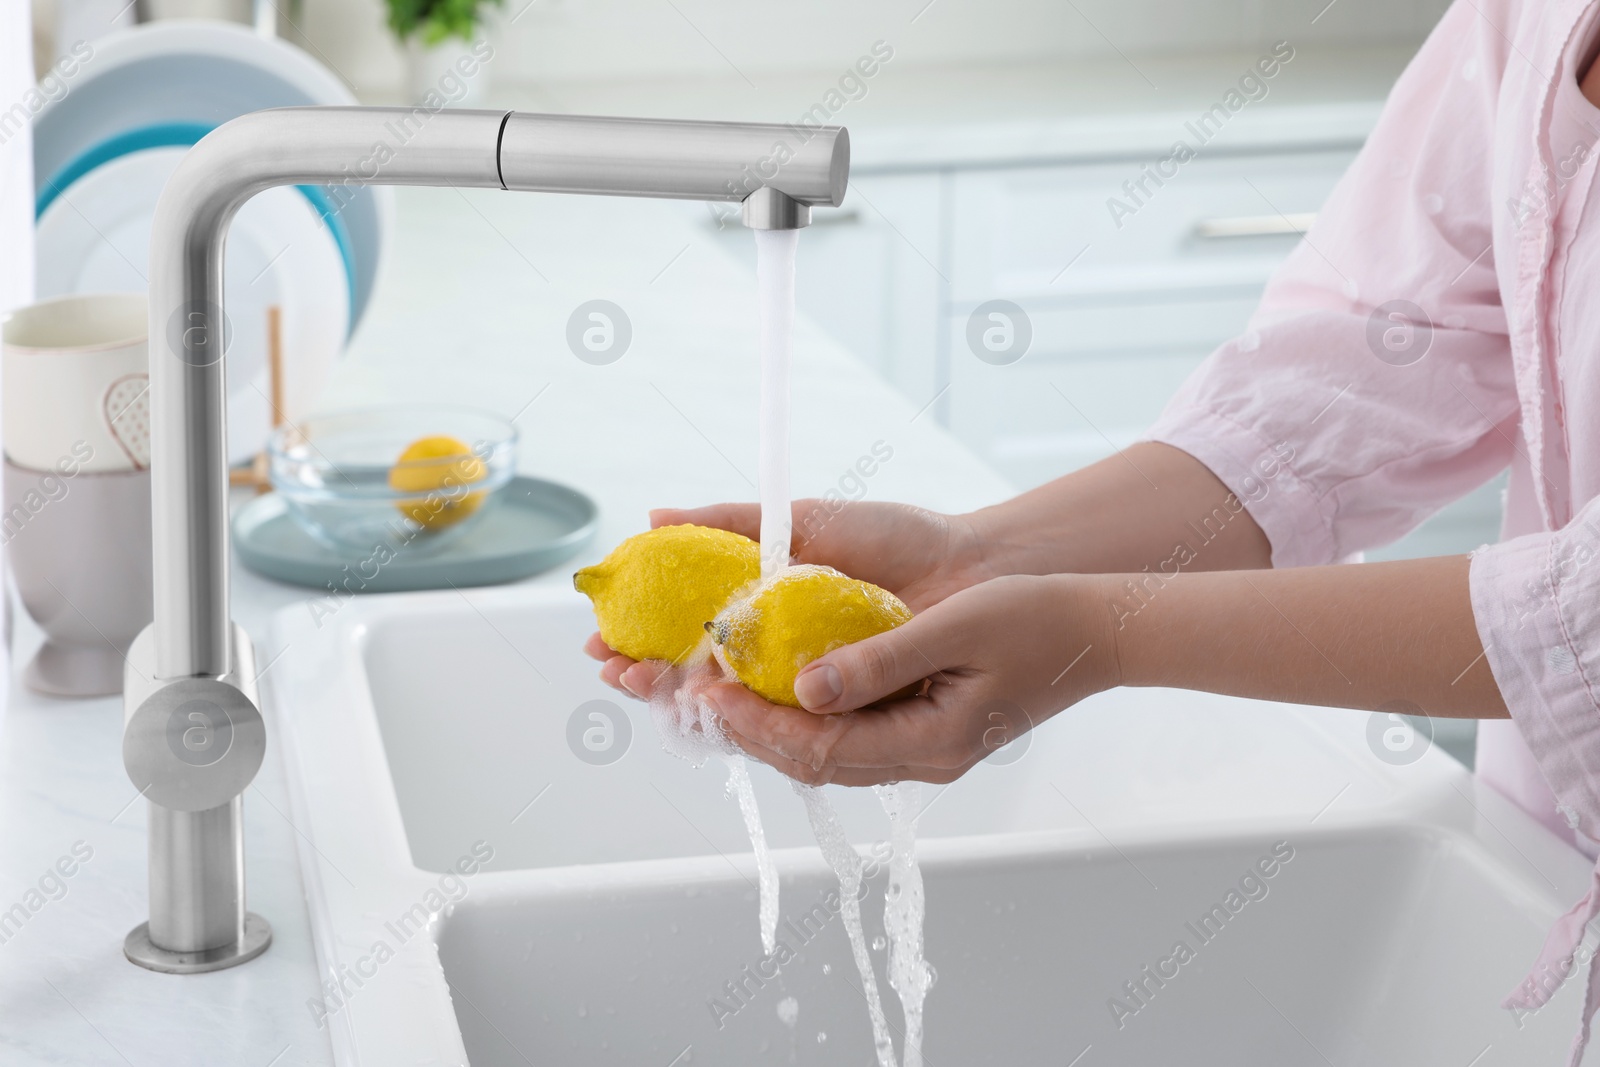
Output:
[{"xmin": 233, "ymin": 475, "xmax": 600, "ymax": 594}]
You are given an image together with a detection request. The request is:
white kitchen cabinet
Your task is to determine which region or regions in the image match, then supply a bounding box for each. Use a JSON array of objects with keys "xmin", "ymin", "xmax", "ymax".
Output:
[
  {"xmin": 937, "ymin": 146, "xmax": 1502, "ymax": 566},
  {"xmin": 944, "ymin": 148, "xmax": 1357, "ymax": 478},
  {"xmin": 706, "ymin": 172, "xmax": 947, "ymax": 407},
  {"xmin": 707, "ymin": 129, "xmax": 1502, "ymax": 569},
  {"xmin": 753, "ymin": 148, "xmax": 1362, "ymax": 474},
  {"xmin": 948, "ymin": 151, "xmax": 1357, "ymax": 300}
]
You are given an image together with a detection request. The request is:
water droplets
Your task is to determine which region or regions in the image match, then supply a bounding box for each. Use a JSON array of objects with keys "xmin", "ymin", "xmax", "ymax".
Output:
[
  {"xmin": 795, "ymin": 783, "xmax": 898, "ymax": 1067},
  {"xmin": 724, "ymin": 754, "xmax": 779, "ymax": 955},
  {"xmin": 633, "ymin": 224, "xmax": 936, "ymax": 1064},
  {"xmin": 876, "ymin": 780, "xmax": 930, "ymax": 1067},
  {"xmin": 645, "ymin": 668, "xmax": 779, "ymax": 954},
  {"xmin": 1423, "ymin": 193, "xmax": 1445, "ymax": 215}
]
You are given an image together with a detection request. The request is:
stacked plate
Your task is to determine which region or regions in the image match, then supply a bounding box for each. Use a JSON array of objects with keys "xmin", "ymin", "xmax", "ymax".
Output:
[{"xmin": 31, "ymin": 20, "xmax": 392, "ymax": 463}]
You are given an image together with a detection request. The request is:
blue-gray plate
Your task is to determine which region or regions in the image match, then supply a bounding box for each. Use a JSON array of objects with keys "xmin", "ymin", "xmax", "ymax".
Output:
[{"xmin": 233, "ymin": 475, "xmax": 598, "ymax": 593}]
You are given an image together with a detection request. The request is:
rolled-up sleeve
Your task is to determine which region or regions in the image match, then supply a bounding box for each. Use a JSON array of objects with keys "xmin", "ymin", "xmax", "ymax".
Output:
[
  {"xmin": 1472, "ymin": 507, "xmax": 1600, "ymax": 823},
  {"xmin": 1475, "ymin": 500, "xmax": 1600, "ymax": 1045},
  {"xmin": 1147, "ymin": 0, "xmax": 1518, "ymax": 568}
]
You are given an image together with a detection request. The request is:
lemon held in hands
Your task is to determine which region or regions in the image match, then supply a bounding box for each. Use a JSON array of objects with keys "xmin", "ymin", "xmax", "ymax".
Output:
[
  {"xmin": 575, "ymin": 524, "xmax": 761, "ymax": 665},
  {"xmin": 389, "ymin": 434, "xmax": 488, "ymax": 530},
  {"xmin": 710, "ymin": 564, "xmax": 913, "ymax": 708}
]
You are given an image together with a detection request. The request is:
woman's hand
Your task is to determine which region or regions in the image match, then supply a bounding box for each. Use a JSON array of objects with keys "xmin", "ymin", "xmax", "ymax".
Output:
[
  {"xmin": 584, "ymin": 499, "xmax": 993, "ymax": 702},
  {"xmin": 655, "ymin": 499, "xmax": 990, "ymax": 611},
  {"xmin": 702, "ymin": 574, "xmax": 1121, "ymax": 787}
]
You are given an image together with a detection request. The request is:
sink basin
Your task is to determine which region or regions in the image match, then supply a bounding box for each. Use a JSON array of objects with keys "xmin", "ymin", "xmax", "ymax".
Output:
[{"xmin": 268, "ymin": 583, "xmax": 1596, "ymax": 1065}]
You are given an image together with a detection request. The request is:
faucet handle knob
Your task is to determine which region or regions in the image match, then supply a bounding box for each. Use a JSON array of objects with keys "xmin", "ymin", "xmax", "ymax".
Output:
[{"xmin": 123, "ymin": 678, "xmax": 266, "ymax": 812}]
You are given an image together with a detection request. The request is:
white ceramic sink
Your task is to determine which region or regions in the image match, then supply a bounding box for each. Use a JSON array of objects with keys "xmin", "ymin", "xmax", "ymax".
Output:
[{"xmin": 268, "ymin": 584, "xmax": 1597, "ymax": 1066}]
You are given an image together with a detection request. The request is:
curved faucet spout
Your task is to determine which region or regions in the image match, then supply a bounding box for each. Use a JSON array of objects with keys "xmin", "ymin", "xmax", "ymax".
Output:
[
  {"xmin": 149, "ymin": 107, "xmax": 509, "ymax": 680},
  {"xmin": 130, "ymin": 104, "xmax": 849, "ymax": 972},
  {"xmin": 149, "ymin": 105, "xmax": 847, "ymax": 680}
]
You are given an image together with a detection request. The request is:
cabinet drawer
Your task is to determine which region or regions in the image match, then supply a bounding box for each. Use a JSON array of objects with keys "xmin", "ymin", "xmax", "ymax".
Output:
[
  {"xmin": 954, "ymin": 293, "xmax": 1262, "ymax": 359},
  {"xmin": 950, "ymin": 148, "xmax": 1358, "ymax": 303},
  {"xmin": 945, "ymin": 288, "xmax": 1261, "ymax": 488},
  {"xmin": 947, "ymin": 347, "xmax": 1209, "ymax": 488}
]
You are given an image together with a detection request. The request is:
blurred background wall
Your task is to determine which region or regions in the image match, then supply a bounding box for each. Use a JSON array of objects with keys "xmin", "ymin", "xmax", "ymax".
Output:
[{"xmin": 33, "ymin": 0, "xmax": 1452, "ymax": 100}]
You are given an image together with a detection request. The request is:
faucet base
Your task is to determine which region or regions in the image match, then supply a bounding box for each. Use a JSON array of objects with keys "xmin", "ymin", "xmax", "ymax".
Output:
[{"xmin": 124, "ymin": 912, "xmax": 272, "ymax": 974}]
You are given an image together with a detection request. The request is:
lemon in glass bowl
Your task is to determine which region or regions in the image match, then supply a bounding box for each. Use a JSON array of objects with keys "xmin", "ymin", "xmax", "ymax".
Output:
[
  {"xmin": 268, "ymin": 404, "xmax": 516, "ymax": 554},
  {"xmin": 388, "ymin": 434, "xmax": 489, "ymax": 530}
]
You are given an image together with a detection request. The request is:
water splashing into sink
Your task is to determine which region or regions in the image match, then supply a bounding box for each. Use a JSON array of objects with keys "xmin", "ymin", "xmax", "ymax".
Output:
[
  {"xmin": 689, "ymin": 224, "xmax": 807, "ymax": 962},
  {"xmin": 724, "ymin": 752, "xmax": 779, "ymax": 955},
  {"xmin": 796, "ymin": 782, "xmax": 898, "ymax": 1067},
  {"xmin": 877, "ymin": 781, "xmax": 931, "ymax": 1067},
  {"xmin": 647, "ymin": 664, "xmax": 780, "ymax": 956},
  {"xmin": 648, "ymin": 221, "xmax": 933, "ymax": 1067}
]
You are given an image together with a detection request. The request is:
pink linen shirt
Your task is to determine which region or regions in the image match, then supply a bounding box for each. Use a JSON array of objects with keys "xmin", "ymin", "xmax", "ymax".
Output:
[{"xmin": 1148, "ymin": 0, "xmax": 1600, "ymax": 1059}]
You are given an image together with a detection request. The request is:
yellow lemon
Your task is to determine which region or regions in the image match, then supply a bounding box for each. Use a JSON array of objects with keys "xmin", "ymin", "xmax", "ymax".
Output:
[
  {"xmin": 709, "ymin": 564, "xmax": 913, "ymax": 708},
  {"xmin": 574, "ymin": 524, "xmax": 761, "ymax": 665},
  {"xmin": 389, "ymin": 434, "xmax": 488, "ymax": 530}
]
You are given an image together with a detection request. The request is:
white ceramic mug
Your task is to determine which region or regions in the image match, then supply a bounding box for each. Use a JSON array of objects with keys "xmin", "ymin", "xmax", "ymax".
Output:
[{"xmin": 2, "ymin": 292, "xmax": 150, "ymax": 473}]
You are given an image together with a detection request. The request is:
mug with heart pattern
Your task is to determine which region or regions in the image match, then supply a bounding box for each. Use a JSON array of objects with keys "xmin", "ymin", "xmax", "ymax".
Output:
[{"xmin": 3, "ymin": 292, "xmax": 150, "ymax": 474}]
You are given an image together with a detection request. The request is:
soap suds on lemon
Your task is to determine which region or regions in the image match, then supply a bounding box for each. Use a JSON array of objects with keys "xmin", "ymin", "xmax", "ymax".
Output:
[{"xmin": 709, "ymin": 564, "xmax": 912, "ymax": 708}]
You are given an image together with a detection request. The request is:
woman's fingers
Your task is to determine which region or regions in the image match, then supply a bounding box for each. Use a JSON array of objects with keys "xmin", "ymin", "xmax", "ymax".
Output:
[
  {"xmin": 721, "ymin": 726, "xmax": 953, "ymax": 787},
  {"xmin": 704, "ymin": 680, "xmax": 978, "ymax": 773},
  {"xmin": 589, "ymin": 631, "xmax": 644, "ymax": 696},
  {"xmin": 618, "ymin": 660, "xmax": 670, "ymax": 699},
  {"xmin": 598, "ymin": 653, "xmax": 633, "ymax": 691},
  {"xmin": 649, "ymin": 504, "xmax": 763, "ymax": 540},
  {"xmin": 588, "ymin": 633, "xmax": 669, "ymax": 701},
  {"xmin": 649, "ymin": 500, "xmax": 839, "ymax": 561},
  {"xmin": 792, "ymin": 608, "xmax": 956, "ymax": 713},
  {"xmin": 703, "ymin": 682, "xmax": 853, "ymax": 766},
  {"xmin": 648, "ymin": 502, "xmax": 962, "ymax": 609}
]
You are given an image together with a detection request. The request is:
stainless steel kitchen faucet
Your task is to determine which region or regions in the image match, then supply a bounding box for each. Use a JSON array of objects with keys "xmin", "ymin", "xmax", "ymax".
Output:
[{"xmin": 119, "ymin": 106, "xmax": 849, "ymax": 972}]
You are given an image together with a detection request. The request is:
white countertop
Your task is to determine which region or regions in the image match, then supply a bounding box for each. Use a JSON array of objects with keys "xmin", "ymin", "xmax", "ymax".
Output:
[{"xmin": 0, "ymin": 50, "xmax": 1407, "ymax": 1060}]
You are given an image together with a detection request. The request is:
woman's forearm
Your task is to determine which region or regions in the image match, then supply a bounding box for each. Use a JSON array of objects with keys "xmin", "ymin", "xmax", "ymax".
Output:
[
  {"xmin": 965, "ymin": 442, "xmax": 1275, "ymax": 578},
  {"xmin": 1103, "ymin": 554, "xmax": 1506, "ymax": 718}
]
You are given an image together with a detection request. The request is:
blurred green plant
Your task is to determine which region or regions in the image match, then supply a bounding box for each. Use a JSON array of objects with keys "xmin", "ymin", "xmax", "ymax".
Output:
[{"xmin": 385, "ymin": 0, "xmax": 501, "ymax": 46}]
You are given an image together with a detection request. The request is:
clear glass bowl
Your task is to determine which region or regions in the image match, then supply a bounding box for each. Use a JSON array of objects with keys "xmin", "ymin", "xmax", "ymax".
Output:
[{"xmin": 267, "ymin": 405, "xmax": 518, "ymax": 555}]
